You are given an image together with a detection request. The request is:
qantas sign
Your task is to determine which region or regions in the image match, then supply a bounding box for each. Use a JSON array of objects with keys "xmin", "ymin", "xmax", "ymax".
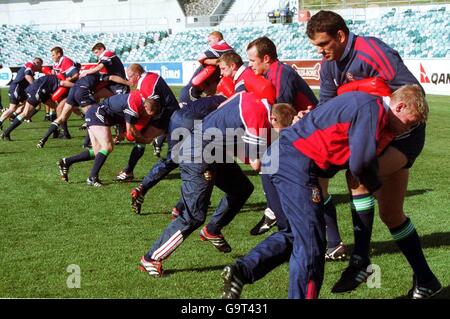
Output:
[{"xmin": 420, "ymin": 63, "xmax": 450, "ymax": 85}]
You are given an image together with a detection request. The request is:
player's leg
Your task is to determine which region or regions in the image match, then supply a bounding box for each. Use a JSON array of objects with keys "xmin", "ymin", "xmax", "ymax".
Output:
[
  {"xmin": 80, "ymin": 105, "xmax": 94, "ymax": 148},
  {"xmin": 55, "ymin": 98, "xmax": 71, "ymax": 139},
  {"xmin": 152, "ymin": 134, "xmax": 166, "ymax": 157},
  {"xmin": 1, "ymin": 102, "xmax": 35, "ymax": 140},
  {"xmin": 331, "ymin": 174, "xmax": 374, "ymax": 293},
  {"xmin": 320, "ymin": 178, "xmax": 348, "ymax": 261},
  {"xmin": 0, "ymin": 103, "xmax": 19, "ymax": 130},
  {"xmin": 1, "ymin": 84, "xmax": 23, "ymax": 127},
  {"xmin": 223, "ymin": 169, "xmax": 293, "ymax": 299},
  {"xmin": 118, "ymin": 125, "xmax": 165, "ymax": 181},
  {"xmin": 140, "ymin": 161, "xmax": 214, "ymax": 276},
  {"xmin": 57, "ymin": 106, "xmax": 100, "ymax": 182},
  {"xmin": 131, "ymin": 158, "xmax": 179, "ymax": 214},
  {"xmin": 248, "ymin": 174, "xmax": 279, "ymax": 236},
  {"xmin": 377, "ymin": 147, "xmax": 442, "ymax": 298},
  {"xmin": 272, "ymin": 143, "xmax": 326, "ymax": 299},
  {"xmin": 86, "ymin": 125, "xmax": 113, "ymax": 186},
  {"xmin": 200, "ymin": 162, "xmax": 254, "ymax": 253},
  {"xmin": 93, "ymin": 87, "xmax": 113, "ymax": 101},
  {"xmin": 37, "ymin": 102, "xmax": 73, "ymax": 148}
]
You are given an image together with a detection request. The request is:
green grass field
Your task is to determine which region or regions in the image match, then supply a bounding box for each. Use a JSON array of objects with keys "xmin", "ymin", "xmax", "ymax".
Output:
[{"xmin": 0, "ymin": 87, "xmax": 448, "ymax": 299}]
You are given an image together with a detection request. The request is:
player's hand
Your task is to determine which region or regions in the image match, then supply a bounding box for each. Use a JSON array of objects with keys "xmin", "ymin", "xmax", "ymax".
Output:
[
  {"xmin": 249, "ymin": 159, "xmax": 261, "ymax": 172},
  {"xmin": 79, "ymin": 70, "xmax": 88, "ymax": 78},
  {"xmin": 298, "ymin": 105, "xmax": 315, "ymax": 119}
]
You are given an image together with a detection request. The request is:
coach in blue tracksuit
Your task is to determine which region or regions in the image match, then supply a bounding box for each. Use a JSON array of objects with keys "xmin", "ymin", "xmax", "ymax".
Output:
[
  {"xmin": 130, "ymin": 94, "xmax": 227, "ymax": 214},
  {"xmin": 222, "ymin": 85, "xmax": 429, "ymax": 299},
  {"xmin": 138, "ymin": 92, "xmax": 272, "ymax": 277}
]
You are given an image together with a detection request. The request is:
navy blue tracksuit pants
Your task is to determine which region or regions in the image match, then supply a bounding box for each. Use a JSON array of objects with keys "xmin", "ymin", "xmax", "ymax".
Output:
[
  {"xmin": 146, "ymin": 161, "xmax": 253, "ymax": 262},
  {"xmin": 140, "ymin": 110, "xmax": 193, "ymax": 193},
  {"xmin": 236, "ymin": 139, "xmax": 326, "ymax": 298}
]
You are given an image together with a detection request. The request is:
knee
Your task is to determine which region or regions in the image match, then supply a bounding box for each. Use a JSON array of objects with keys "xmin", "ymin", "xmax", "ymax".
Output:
[
  {"xmin": 188, "ymin": 215, "xmax": 206, "ymax": 229},
  {"xmin": 378, "ymin": 207, "xmax": 406, "ymax": 229},
  {"xmin": 101, "ymin": 143, "xmax": 114, "ymax": 154}
]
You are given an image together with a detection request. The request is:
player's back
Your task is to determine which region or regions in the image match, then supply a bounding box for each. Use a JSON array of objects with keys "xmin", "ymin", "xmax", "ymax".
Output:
[
  {"xmin": 12, "ymin": 62, "xmax": 34, "ymax": 85},
  {"xmin": 25, "ymin": 74, "xmax": 59, "ymax": 94},
  {"xmin": 98, "ymin": 50, "xmax": 126, "ymax": 79},
  {"xmin": 266, "ymin": 60, "xmax": 318, "ymax": 111},
  {"xmin": 282, "ymin": 92, "xmax": 386, "ymax": 171},
  {"xmin": 74, "ymin": 73, "xmax": 101, "ymax": 89},
  {"xmin": 181, "ymin": 95, "xmax": 227, "ymax": 119},
  {"xmin": 101, "ymin": 93, "xmax": 129, "ymax": 111}
]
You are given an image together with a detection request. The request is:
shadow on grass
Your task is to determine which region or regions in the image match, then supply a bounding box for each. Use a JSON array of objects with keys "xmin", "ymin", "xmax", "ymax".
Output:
[
  {"xmin": 242, "ymin": 169, "xmax": 263, "ymax": 176},
  {"xmin": 395, "ymin": 285, "xmax": 450, "ymax": 299},
  {"xmin": 138, "ymin": 211, "xmax": 173, "ymax": 217},
  {"xmin": 239, "ymin": 202, "xmax": 268, "ymax": 213},
  {"xmin": 343, "ymin": 232, "xmax": 450, "ymax": 257},
  {"xmin": 331, "ymin": 189, "xmax": 433, "ymax": 205},
  {"xmin": 0, "ymin": 150, "xmax": 26, "ymax": 154},
  {"xmin": 164, "ymin": 264, "xmax": 227, "ymax": 275}
]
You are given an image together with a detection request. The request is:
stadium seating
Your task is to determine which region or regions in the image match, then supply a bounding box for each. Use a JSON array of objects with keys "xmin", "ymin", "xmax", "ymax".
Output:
[
  {"xmin": 0, "ymin": 5, "xmax": 449, "ymax": 67},
  {"xmin": 0, "ymin": 26, "xmax": 169, "ymax": 66}
]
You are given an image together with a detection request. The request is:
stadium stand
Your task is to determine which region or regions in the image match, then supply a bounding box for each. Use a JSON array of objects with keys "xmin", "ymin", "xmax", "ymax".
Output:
[
  {"xmin": 0, "ymin": 26, "xmax": 169, "ymax": 65},
  {"xmin": 0, "ymin": 4, "xmax": 449, "ymax": 67},
  {"xmin": 179, "ymin": 0, "xmax": 222, "ymax": 16}
]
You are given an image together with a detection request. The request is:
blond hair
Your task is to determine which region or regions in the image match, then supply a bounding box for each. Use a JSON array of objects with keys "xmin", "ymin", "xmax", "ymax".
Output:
[
  {"xmin": 272, "ymin": 103, "xmax": 296, "ymax": 128},
  {"xmin": 127, "ymin": 63, "xmax": 145, "ymax": 75},
  {"xmin": 209, "ymin": 31, "xmax": 224, "ymax": 40},
  {"xmin": 391, "ymin": 84, "xmax": 429, "ymax": 122},
  {"xmin": 217, "ymin": 52, "xmax": 243, "ymax": 68}
]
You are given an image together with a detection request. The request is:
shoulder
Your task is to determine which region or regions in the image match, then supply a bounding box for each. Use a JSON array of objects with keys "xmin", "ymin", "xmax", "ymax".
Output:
[
  {"xmin": 211, "ymin": 40, "xmax": 233, "ymax": 52},
  {"xmin": 355, "ymin": 35, "xmax": 393, "ymax": 53},
  {"xmin": 128, "ymin": 91, "xmax": 143, "ymax": 112},
  {"xmin": 102, "ymin": 50, "xmax": 116, "ymax": 58},
  {"xmin": 241, "ymin": 93, "xmax": 270, "ymax": 119}
]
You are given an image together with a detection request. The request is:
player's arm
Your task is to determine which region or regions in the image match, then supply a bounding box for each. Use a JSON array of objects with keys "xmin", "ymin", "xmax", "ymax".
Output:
[
  {"xmin": 348, "ymin": 104, "xmax": 382, "ymax": 193},
  {"xmin": 198, "ymin": 48, "xmax": 220, "ymax": 65},
  {"xmin": 125, "ymin": 122, "xmax": 141, "ymax": 140},
  {"xmin": 81, "ymin": 63, "xmax": 105, "ymax": 77},
  {"xmin": 242, "ymin": 127, "xmax": 269, "ymax": 172},
  {"xmin": 202, "ymin": 58, "xmax": 218, "ymax": 65},
  {"xmin": 24, "ymin": 74, "xmax": 35, "ymax": 85},
  {"xmin": 108, "ymin": 75, "xmax": 132, "ymax": 87},
  {"xmin": 317, "ymin": 62, "xmax": 338, "ymax": 106},
  {"xmin": 60, "ymin": 72, "xmax": 79, "ymax": 88},
  {"xmin": 24, "ymin": 65, "xmax": 36, "ymax": 84}
]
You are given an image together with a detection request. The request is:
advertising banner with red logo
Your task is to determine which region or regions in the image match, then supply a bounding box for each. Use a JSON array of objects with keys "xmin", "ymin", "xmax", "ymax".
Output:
[
  {"xmin": 284, "ymin": 60, "xmax": 321, "ymax": 88},
  {"xmin": 284, "ymin": 59, "xmax": 450, "ymax": 96},
  {"xmin": 404, "ymin": 60, "xmax": 450, "ymax": 96}
]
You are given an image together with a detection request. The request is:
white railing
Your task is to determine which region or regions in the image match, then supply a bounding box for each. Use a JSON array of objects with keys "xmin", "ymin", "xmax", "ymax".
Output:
[
  {"xmin": 299, "ymin": 0, "xmax": 450, "ymax": 9},
  {"xmin": 29, "ymin": 18, "xmax": 170, "ymax": 33}
]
